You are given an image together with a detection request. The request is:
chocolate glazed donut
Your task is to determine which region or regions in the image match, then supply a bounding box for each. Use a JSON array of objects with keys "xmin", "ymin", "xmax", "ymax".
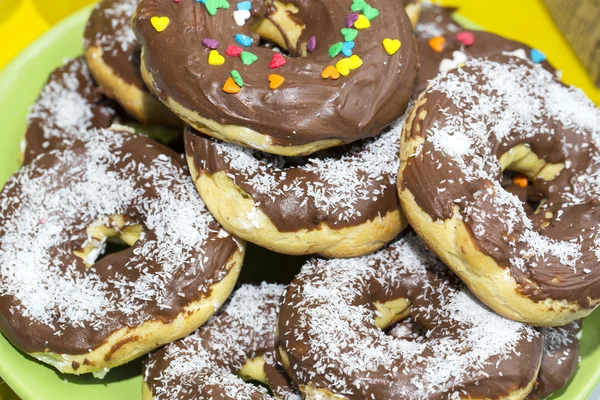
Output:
[
  {"xmin": 184, "ymin": 117, "xmax": 407, "ymax": 258},
  {"xmin": 277, "ymin": 233, "xmax": 543, "ymax": 399},
  {"xmin": 0, "ymin": 127, "xmax": 245, "ymax": 374},
  {"xmin": 144, "ymin": 284, "xmax": 300, "ymax": 400},
  {"xmin": 398, "ymin": 55, "xmax": 600, "ymax": 326},
  {"xmin": 22, "ymin": 57, "xmax": 116, "ymax": 165},
  {"xmin": 132, "ymin": 0, "xmax": 418, "ymax": 156},
  {"xmin": 84, "ymin": 0, "xmax": 181, "ymax": 126},
  {"xmin": 414, "ymin": 2, "xmax": 462, "ymax": 40},
  {"xmin": 413, "ymin": 30, "xmax": 555, "ymax": 99}
]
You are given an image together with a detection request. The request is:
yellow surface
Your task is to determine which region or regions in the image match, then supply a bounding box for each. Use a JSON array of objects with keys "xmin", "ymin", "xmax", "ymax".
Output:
[{"xmin": 1, "ymin": 0, "xmax": 598, "ymax": 103}]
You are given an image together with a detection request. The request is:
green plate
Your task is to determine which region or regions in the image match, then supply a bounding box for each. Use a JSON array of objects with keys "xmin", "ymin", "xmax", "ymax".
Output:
[{"xmin": 0, "ymin": 4, "xmax": 599, "ymax": 400}]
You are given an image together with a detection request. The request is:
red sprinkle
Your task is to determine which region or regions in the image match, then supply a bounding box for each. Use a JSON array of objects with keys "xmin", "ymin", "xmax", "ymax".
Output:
[
  {"xmin": 269, "ymin": 53, "xmax": 286, "ymax": 69},
  {"xmin": 226, "ymin": 45, "xmax": 243, "ymax": 57},
  {"xmin": 456, "ymin": 31, "xmax": 475, "ymax": 46}
]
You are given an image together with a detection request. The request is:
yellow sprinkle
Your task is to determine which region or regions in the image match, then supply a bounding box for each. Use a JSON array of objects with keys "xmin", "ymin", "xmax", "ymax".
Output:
[
  {"xmin": 382, "ymin": 38, "xmax": 401, "ymax": 55},
  {"xmin": 208, "ymin": 50, "xmax": 225, "ymax": 66},
  {"xmin": 336, "ymin": 58, "xmax": 351, "ymax": 76},
  {"xmin": 349, "ymin": 55, "xmax": 363, "ymax": 70},
  {"xmin": 150, "ymin": 16, "xmax": 170, "ymax": 32},
  {"xmin": 354, "ymin": 14, "xmax": 371, "ymax": 30}
]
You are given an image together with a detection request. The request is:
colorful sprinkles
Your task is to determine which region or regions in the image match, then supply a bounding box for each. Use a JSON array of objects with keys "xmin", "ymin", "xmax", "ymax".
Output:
[
  {"xmin": 150, "ymin": 16, "xmax": 170, "ymax": 32},
  {"xmin": 231, "ymin": 69, "xmax": 244, "ymax": 87},
  {"xmin": 240, "ymin": 51, "xmax": 258, "ymax": 65},
  {"xmin": 429, "ymin": 36, "xmax": 446, "ymax": 52},
  {"xmin": 235, "ymin": 33, "xmax": 253, "ymax": 47},
  {"xmin": 268, "ymin": 74, "xmax": 285, "ymax": 89},
  {"xmin": 269, "ymin": 53, "xmax": 286, "ymax": 69},
  {"xmin": 223, "ymin": 77, "xmax": 241, "ymax": 93},
  {"xmin": 382, "ymin": 38, "xmax": 401, "ymax": 55},
  {"xmin": 208, "ymin": 50, "xmax": 225, "ymax": 66},
  {"xmin": 202, "ymin": 38, "xmax": 219, "ymax": 49},
  {"xmin": 530, "ymin": 48, "xmax": 547, "ymax": 63}
]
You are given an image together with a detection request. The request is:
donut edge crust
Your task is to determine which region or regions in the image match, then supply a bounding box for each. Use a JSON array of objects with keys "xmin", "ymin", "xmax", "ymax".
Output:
[
  {"xmin": 140, "ymin": 57, "xmax": 346, "ymax": 157},
  {"xmin": 405, "ymin": 0, "xmax": 422, "ymax": 28},
  {"xmin": 28, "ymin": 245, "xmax": 245, "ymax": 374},
  {"xmin": 85, "ymin": 46, "xmax": 182, "ymax": 127},
  {"xmin": 186, "ymin": 155, "xmax": 407, "ymax": 258},
  {"xmin": 396, "ymin": 98, "xmax": 596, "ymax": 327}
]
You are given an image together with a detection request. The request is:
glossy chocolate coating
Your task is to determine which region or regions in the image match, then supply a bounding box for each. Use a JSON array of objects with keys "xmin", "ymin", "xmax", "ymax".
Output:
[
  {"xmin": 84, "ymin": 0, "xmax": 147, "ymax": 91},
  {"xmin": 23, "ymin": 57, "xmax": 116, "ymax": 165},
  {"xmin": 133, "ymin": 0, "xmax": 417, "ymax": 149}
]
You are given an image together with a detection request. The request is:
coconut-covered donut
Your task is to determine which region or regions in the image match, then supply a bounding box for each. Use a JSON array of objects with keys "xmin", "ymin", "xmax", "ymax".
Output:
[
  {"xmin": 277, "ymin": 233, "xmax": 543, "ymax": 399},
  {"xmin": 132, "ymin": 0, "xmax": 417, "ymax": 156},
  {"xmin": 184, "ymin": 117, "xmax": 406, "ymax": 258},
  {"xmin": 530, "ymin": 323, "xmax": 580, "ymax": 399},
  {"xmin": 22, "ymin": 57, "xmax": 117, "ymax": 165},
  {"xmin": 0, "ymin": 127, "xmax": 245, "ymax": 374},
  {"xmin": 144, "ymin": 283, "xmax": 300, "ymax": 400},
  {"xmin": 398, "ymin": 55, "xmax": 600, "ymax": 326},
  {"xmin": 414, "ymin": 2, "xmax": 462, "ymax": 40},
  {"xmin": 84, "ymin": 0, "xmax": 180, "ymax": 126},
  {"xmin": 413, "ymin": 30, "xmax": 554, "ymax": 99}
]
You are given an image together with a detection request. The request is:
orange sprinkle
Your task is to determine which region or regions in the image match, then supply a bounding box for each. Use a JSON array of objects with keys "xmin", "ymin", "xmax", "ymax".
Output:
[
  {"xmin": 268, "ymin": 74, "xmax": 285, "ymax": 89},
  {"xmin": 223, "ymin": 77, "xmax": 241, "ymax": 94},
  {"xmin": 513, "ymin": 175, "xmax": 528, "ymax": 188},
  {"xmin": 429, "ymin": 36, "xmax": 446, "ymax": 53},
  {"xmin": 321, "ymin": 65, "xmax": 340, "ymax": 80}
]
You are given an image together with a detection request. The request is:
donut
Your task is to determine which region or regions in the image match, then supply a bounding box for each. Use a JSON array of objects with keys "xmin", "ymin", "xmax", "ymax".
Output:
[
  {"xmin": 22, "ymin": 57, "xmax": 116, "ymax": 165},
  {"xmin": 277, "ymin": 232, "xmax": 544, "ymax": 399},
  {"xmin": 530, "ymin": 323, "xmax": 580, "ymax": 399},
  {"xmin": 414, "ymin": 2, "xmax": 461, "ymax": 40},
  {"xmin": 413, "ymin": 30, "xmax": 555, "ymax": 99},
  {"xmin": 397, "ymin": 55, "xmax": 600, "ymax": 326},
  {"xmin": 132, "ymin": 0, "xmax": 418, "ymax": 156},
  {"xmin": 144, "ymin": 283, "xmax": 300, "ymax": 400},
  {"xmin": 84, "ymin": 0, "xmax": 181, "ymax": 126},
  {"xmin": 0, "ymin": 126, "xmax": 245, "ymax": 374},
  {"xmin": 184, "ymin": 116, "xmax": 407, "ymax": 258},
  {"xmin": 402, "ymin": 0, "xmax": 422, "ymax": 27}
]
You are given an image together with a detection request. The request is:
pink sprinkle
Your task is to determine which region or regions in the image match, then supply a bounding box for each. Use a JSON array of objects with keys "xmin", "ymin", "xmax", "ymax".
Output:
[
  {"xmin": 202, "ymin": 38, "xmax": 219, "ymax": 49},
  {"xmin": 174, "ymin": 0, "xmax": 180, "ymax": 2},
  {"xmin": 225, "ymin": 44, "xmax": 243, "ymax": 57},
  {"xmin": 456, "ymin": 31, "xmax": 475, "ymax": 46},
  {"xmin": 40, "ymin": 218, "xmax": 46, "ymax": 224},
  {"xmin": 307, "ymin": 36, "xmax": 316, "ymax": 52},
  {"xmin": 269, "ymin": 53, "xmax": 286, "ymax": 69},
  {"xmin": 345, "ymin": 13, "xmax": 359, "ymax": 28}
]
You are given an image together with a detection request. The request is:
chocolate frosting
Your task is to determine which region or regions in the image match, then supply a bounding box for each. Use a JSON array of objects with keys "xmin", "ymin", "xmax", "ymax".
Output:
[
  {"xmin": 402, "ymin": 55, "xmax": 600, "ymax": 306},
  {"xmin": 0, "ymin": 128, "xmax": 240, "ymax": 356},
  {"xmin": 84, "ymin": 0, "xmax": 147, "ymax": 91},
  {"xmin": 133, "ymin": 0, "xmax": 417, "ymax": 148},
  {"xmin": 413, "ymin": 30, "xmax": 555, "ymax": 99},
  {"xmin": 145, "ymin": 283, "xmax": 300, "ymax": 400},
  {"xmin": 184, "ymin": 117, "xmax": 402, "ymax": 232},
  {"xmin": 414, "ymin": 2, "xmax": 462, "ymax": 39},
  {"xmin": 530, "ymin": 322, "xmax": 580, "ymax": 399},
  {"xmin": 23, "ymin": 57, "xmax": 116, "ymax": 165},
  {"xmin": 277, "ymin": 232, "xmax": 543, "ymax": 399}
]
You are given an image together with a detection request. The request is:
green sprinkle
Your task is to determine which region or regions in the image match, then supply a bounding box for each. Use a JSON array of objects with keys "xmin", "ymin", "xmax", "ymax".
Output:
[
  {"xmin": 351, "ymin": 0, "xmax": 365, "ymax": 12},
  {"xmin": 328, "ymin": 42, "xmax": 343, "ymax": 58},
  {"xmin": 240, "ymin": 51, "xmax": 258, "ymax": 65},
  {"xmin": 362, "ymin": 4, "xmax": 379, "ymax": 20},
  {"xmin": 231, "ymin": 70, "xmax": 244, "ymax": 87},
  {"xmin": 340, "ymin": 28, "xmax": 358, "ymax": 42},
  {"xmin": 205, "ymin": 0, "xmax": 229, "ymax": 16}
]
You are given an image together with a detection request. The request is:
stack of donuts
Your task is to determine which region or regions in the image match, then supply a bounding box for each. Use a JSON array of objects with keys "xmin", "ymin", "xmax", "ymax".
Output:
[{"xmin": 1, "ymin": 0, "xmax": 598, "ymax": 399}]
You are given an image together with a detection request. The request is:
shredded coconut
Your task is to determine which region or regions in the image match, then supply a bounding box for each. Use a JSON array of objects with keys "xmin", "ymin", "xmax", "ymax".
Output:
[{"xmin": 280, "ymin": 233, "xmax": 538, "ymax": 399}]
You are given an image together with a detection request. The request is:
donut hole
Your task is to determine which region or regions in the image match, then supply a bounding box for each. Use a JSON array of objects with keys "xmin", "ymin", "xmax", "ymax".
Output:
[
  {"xmin": 252, "ymin": 1, "xmax": 306, "ymax": 56},
  {"xmin": 73, "ymin": 214, "xmax": 144, "ymax": 267},
  {"xmin": 499, "ymin": 144, "xmax": 564, "ymax": 215}
]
